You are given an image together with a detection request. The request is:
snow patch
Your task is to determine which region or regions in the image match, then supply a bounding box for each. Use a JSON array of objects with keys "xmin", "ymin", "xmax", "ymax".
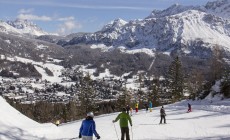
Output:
[
  {"xmin": 118, "ymin": 46, "xmax": 155, "ymax": 57},
  {"xmin": 90, "ymin": 44, "xmax": 114, "ymax": 52},
  {"xmin": 4, "ymin": 40, "xmax": 11, "ymax": 44},
  {"xmin": 36, "ymin": 44, "xmax": 48, "ymax": 50}
]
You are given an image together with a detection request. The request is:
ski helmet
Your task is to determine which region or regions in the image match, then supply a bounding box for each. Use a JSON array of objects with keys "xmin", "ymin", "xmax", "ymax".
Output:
[
  {"xmin": 122, "ymin": 107, "xmax": 126, "ymax": 112},
  {"xmin": 87, "ymin": 112, "xmax": 94, "ymax": 118}
]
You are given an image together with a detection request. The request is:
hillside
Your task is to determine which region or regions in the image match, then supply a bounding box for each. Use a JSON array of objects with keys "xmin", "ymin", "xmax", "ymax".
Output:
[
  {"xmin": 0, "ymin": 0, "xmax": 229, "ymax": 112},
  {"xmin": 0, "ymin": 0, "xmax": 230, "ymax": 79},
  {"xmin": 0, "ymin": 0, "xmax": 230, "ymax": 139},
  {"xmin": 0, "ymin": 96, "xmax": 230, "ymax": 140},
  {"xmin": 33, "ymin": 0, "xmax": 230, "ymax": 79}
]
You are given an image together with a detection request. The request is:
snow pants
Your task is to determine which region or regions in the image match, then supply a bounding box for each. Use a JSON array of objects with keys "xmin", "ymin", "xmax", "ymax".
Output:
[
  {"xmin": 160, "ymin": 115, "xmax": 166, "ymax": 124},
  {"xmin": 82, "ymin": 136, "xmax": 93, "ymax": 140},
  {"xmin": 135, "ymin": 108, "xmax": 138, "ymax": 113},
  {"xmin": 121, "ymin": 127, "xmax": 130, "ymax": 140}
]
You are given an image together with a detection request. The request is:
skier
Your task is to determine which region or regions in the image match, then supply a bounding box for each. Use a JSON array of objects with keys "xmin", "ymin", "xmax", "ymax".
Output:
[
  {"xmin": 135, "ymin": 102, "xmax": 139, "ymax": 113},
  {"xmin": 55, "ymin": 119, "xmax": 60, "ymax": 126},
  {"xmin": 113, "ymin": 108, "xmax": 132, "ymax": 140},
  {"xmin": 126, "ymin": 105, "xmax": 130, "ymax": 115},
  {"xmin": 159, "ymin": 106, "xmax": 166, "ymax": 124},
  {"xmin": 187, "ymin": 103, "xmax": 192, "ymax": 113},
  {"xmin": 149, "ymin": 101, "xmax": 153, "ymax": 112},
  {"xmin": 145, "ymin": 103, "xmax": 148, "ymax": 112},
  {"xmin": 130, "ymin": 107, "xmax": 133, "ymax": 116},
  {"xmin": 79, "ymin": 112, "xmax": 101, "ymax": 140}
]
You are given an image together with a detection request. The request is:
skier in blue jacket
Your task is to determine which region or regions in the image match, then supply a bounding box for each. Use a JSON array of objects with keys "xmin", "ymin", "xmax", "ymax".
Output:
[
  {"xmin": 149, "ymin": 101, "xmax": 153, "ymax": 112},
  {"xmin": 79, "ymin": 112, "xmax": 100, "ymax": 140}
]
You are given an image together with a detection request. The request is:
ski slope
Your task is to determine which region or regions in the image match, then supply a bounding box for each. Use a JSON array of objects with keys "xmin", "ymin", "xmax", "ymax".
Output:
[{"xmin": 0, "ymin": 96, "xmax": 230, "ymax": 140}]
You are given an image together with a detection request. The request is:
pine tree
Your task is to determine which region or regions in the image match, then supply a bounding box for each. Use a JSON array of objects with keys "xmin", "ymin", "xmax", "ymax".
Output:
[
  {"xmin": 221, "ymin": 66, "xmax": 230, "ymax": 98},
  {"xmin": 209, "ymin": 46, "xmax": 223, "ymax": 82},
  {"xmin": 66, "ymin": 101, "xmax": 78, "ymax": 121},
  {"xmin": 78, "ymin": 73, "xmax": 97, "ymax": 116},
  {"xmin": 116, "ymin": 84, "xmax": 131, "ymax": 110},
  {"xmin": 138, "ymin": 73, "xmax": 143, "ymax": 91},
  {"xmin": 150, "ymin": 78, "xmax": 160, "ymax": 106},
  {"xmin": 185, "ymin": 69, "xmax": 204, "ymax": 100},
  {"xmin": 168, "ymin": 56, "xmax": 184, "ymax": 102}
]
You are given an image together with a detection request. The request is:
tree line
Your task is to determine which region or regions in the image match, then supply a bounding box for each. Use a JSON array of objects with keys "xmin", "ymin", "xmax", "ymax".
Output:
[{"xmin": 3, "ymin": 48, "xmax": 230, "ymax": 123}]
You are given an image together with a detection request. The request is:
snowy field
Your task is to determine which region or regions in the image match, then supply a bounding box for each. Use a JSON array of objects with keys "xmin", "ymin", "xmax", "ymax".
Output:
[{"xmin": 0, "ymin": 96, "xmax": 230, "ymax": 140}]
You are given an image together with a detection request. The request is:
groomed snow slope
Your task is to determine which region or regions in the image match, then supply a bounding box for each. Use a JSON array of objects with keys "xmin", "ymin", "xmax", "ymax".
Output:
[{"xmin": 0, "ymin": 96, "xmax": 230, "ymax": 140}]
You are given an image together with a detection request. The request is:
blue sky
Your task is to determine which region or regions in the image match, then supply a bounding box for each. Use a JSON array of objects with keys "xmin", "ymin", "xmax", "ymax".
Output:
[{"xmin": 0, "ymin": 0, "xmax": 215, "ymax": 35}]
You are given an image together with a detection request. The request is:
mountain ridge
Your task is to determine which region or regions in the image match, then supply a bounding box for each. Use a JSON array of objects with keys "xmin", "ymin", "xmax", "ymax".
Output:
[
  {"xmin": 0, "ymin": 0, "xmax": 230, "ymax": 80},
  {"xmin": 0, "ymin": 19, "xmax": 50, "ymax": 36}
]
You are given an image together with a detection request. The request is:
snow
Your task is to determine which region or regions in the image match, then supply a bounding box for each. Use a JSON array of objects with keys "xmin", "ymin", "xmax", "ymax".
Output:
[
  {"xmin": 118, "ymin": 46, "xmax": 155, "ymax": 57},
  {"xmin": 211, "ymin": 80, "xmax": 221, "ymax": 93},
  {"xmin": 90, "ymin": 44, "xmax": 114, "ymax": 52},
  {"xmin": 179, "ymin": 10, "xmax": 230, "ymax": 50},
  {"xmin": 6, "ymin": 56, "xmax": 64, "ymax": 83},
  {"xmin": 4, "ymin": 40, "xmax": 11, "ymax": 44},
  {"xmin": 0, "ymin": 20, "xmax": 49, "ymax": 36},
  {"xmin": 0, "ymin": 95, "xmax": 230, "ymax": 140},
  {"xmin": 90, "ymin": 44, "xmax": 155, "ymax": 57},
  {"xmin": 36, "ymin": 44, "xmax": 48, "ymax": 50},
  {"xmin": 162, "ymin": 47, "xmax": 175, "ymax": 56},
  {"xmin": 0, "ymin": 55, "xmax": 6, "ymax": 59}
]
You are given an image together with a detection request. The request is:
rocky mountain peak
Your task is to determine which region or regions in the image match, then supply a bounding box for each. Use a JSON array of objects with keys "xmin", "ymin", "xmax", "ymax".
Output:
[
  {"xmin": 146, "ymin": 4, "xmax": 197, "ymax": 19},
  {"xmin": 6, "ymin": 19, "xmax": 39, "ymax": 30},
  {"xmin": 2, "ymin": 19, "xmax": 49, "ymax": 36},
  {"xmin": 205, "ymin": 0, "xmax": 230, "ymax": 18},
  {"xmin": 101, "ymin": 18, "xmax": 127, "ymax": 32}
]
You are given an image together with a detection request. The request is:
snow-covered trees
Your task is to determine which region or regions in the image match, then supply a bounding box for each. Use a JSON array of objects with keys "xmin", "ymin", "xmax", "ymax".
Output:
[
  {"xmin": 186, "ymin": 69, "xmax": 204, "ymax": 100},
  {"xmin": 78, "ymin": 73, "xmax": 97, "ymax": 115},
  {"xmin": 116, "ymin": 86, "xmax": 131, "ymax": 110},
  {"xmin": 167, "ymin": 56, "xmax": 184, "ymax": 102},
  {"xmin": 221, "ymin": 67, "xmax": 230, "ymax": 98}
]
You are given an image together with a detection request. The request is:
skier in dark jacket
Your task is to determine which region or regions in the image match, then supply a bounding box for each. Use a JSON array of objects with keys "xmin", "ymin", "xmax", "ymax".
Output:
[
  {"xmin": 126, "ymin": 105, "xmax": 130, "ymax": 115},
  {"xmin": 113, "ymin": 108, "xmax": 132, "ymax": 140},
  {"xmin": 187, "ymin": 103, "xmax": 192, "ymax": 112},
  {"xmin": 79, "ymin": 112, "xmax": 100, "ymax": 140},
  {"xmin": 160, "ymin": 106, "xmax": 166, "ymax": 124},
  {"xmin": 145, "ymin": 103, "xmax": 148, "ymax": 112}
]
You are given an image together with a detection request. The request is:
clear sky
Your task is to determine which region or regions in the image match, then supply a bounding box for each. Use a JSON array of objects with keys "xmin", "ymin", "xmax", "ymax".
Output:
[{"xmin": 0, "ymin": 0, "xmax": 215, "ymax": 35}]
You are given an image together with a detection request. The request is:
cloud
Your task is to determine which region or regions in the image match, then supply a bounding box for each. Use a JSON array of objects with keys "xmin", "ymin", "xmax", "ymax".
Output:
[
  {"xmin": 1, "ymin": 0, "xmax": 152, "ymax": 11},
  {"xmin": 17, "ymin": 9, "xmax": 52, "ymax": 21},
  {"xmin": 17, "ymin": 9, "xmax": 76, "ymax": 22},
  {"xmin": 57, "ymin": 16, "xmax": 75, "ymax": 21},
  {"xmin": 18, "ymin": 8, "xmax": 34, "ymax": 14},
  {"xmin": 57, "ymin": 20, "xmax": 82, "ymax": 35},
  {"xmin": 17, "ymin": 14, "xmax": 52, "ymax": 21},
  {"xmin": 16, "ymin": 9, "xmax": 81, "ymax": 35}
]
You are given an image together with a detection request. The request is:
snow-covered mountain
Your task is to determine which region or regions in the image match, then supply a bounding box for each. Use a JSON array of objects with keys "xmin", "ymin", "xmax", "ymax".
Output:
[
  {"xmin": 63, "ymin": 0, "xmax": 230, "ymax": 59},
  {"xmin": 146, "ymin": 4, "xmax": 199, "ymax": 19},
  {"xmin": 0, "ymin": 19, "xmax": 49, "ymax": 36},
  {"xmin": 1, "ymin": 0, "xmax": 230, "ymax": 80},
  {"xmin": 205, "ymin": 0, "xmax": 230, "ymax": 18},
  {"xmin": 0, "ymin": 95, "xmax": 230, "ymax": 140}
]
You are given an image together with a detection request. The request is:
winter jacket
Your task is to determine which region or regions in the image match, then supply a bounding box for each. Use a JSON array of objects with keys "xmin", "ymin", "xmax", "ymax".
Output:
[
  {"xmin": 114, "ymin": 112, "xmax": 132, "ymax": 128},
  {"xmin": 188, "ymin": 104, "xmax": 191, "ymax": 109},
  {"xmin": 149, "ymin": 102, "xmax": 152, "ymax": 108},
  {"xmin": 160, "ymin": 108, "xmax": 166, "ymax": 116},
  {"xmin": 135, "ymin": 103, "xmax": 138, "ymax": 109},
  {"xmin": 79, "ymin": 118, "xmax": 99, "ymax": 137}
]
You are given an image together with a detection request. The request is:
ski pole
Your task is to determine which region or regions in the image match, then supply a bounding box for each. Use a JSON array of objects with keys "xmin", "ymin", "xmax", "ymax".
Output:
[
  {"xmin": 131, "ymin": 126, "xmax": 133, "ymax": 140},
  {"xmin": 113, "ymin": 123, "xmax": 119, "ymax": 140},
  {"xmin": 153, "ymin": 117, "xmax": 159, "ymax": 123}
]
